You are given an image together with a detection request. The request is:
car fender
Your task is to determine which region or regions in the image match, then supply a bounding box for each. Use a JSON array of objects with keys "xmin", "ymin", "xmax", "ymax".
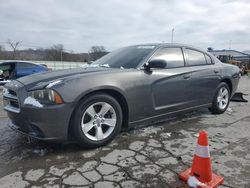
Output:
[{"xmin": 75, "ymin": 85, "xmax": 128, "ymax": 104}]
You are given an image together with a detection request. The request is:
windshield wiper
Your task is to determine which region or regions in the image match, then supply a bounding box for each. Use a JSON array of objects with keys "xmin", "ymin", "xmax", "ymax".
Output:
[{"xmin": 81, "ymin": 64, "xmax": 110, "ymax": 68}]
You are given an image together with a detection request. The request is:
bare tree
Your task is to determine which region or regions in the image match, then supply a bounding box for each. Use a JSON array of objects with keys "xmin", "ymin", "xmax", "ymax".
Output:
[
  {"xmin": 0, "ymin": 45, "xmax": 4, "ymax": 51},
  {"xmin": 88, "ymin": 46, "xmax": 107, "ymax": 62},
  {"xmin": 89, "ymin": 46, "xmax": 106, "ymax": 53},
  {"xmin": 44, "ymin": 44, "xmax": 64, "ymax": 61},
  {"xmin": 52, "ymin": 44, "xmax": 64, "ymax": 61},
  {"xmin": 207, "ymin": 47, "xmax": 213, "ymax": 51},
  {"xmin": 0, "ymin": 45, "xmax": 5, "ymax": 59},
  {"xmin": 51, "ymin": 44, "xmax": 64, "ymax": 52},
  {"xmin": 7, "ymin": 39, "xmax": 21, "ymax": 59}
]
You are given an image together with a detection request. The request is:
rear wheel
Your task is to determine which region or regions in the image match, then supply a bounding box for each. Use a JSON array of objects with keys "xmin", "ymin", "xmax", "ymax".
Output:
[
  {"xmin": 72, "ymin": 93, "xmax": 123, "ymax": 148},
  {"xmin": 209, "ymin": 82, "xmax": 230, "ymax": 114}
]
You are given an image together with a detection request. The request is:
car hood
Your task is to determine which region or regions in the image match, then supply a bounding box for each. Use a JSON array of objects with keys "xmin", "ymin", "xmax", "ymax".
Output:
[{"xmin": 16, "ymin": 67, "xmax": 112, "ymax": 90}]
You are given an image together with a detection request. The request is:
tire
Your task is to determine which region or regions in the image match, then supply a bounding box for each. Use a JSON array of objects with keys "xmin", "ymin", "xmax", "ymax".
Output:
[
  {"xmin": 208, "ymin": 82, "xmax": 230, "ymax": 114},
  {"xmin": 71, "ymin": 93, "xmax": 123, "ymax": 148}
]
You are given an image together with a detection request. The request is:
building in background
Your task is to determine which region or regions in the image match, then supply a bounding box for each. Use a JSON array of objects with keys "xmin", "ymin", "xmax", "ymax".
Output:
[{"xmin": 208, "ymin": 49, "xmax": 250, "ymax": 63}]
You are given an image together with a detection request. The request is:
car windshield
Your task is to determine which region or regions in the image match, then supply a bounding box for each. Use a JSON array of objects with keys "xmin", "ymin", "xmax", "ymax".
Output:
[{"xmin": 92, "ymin": 45, "xmax": 156, "ymax": 69}]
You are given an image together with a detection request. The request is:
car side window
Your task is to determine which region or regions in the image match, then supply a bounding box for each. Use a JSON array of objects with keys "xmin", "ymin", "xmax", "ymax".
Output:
[
  {"xmin": 185, "ymin": 49, "xmax": 207, "ymax": 66},
  {"xmin": 205, "ymin": 54, "xmax": 213, "ymax": 64},
  {"xmin": 151, "ymin": 47, "xmax": 184, "ymax": 68},
  {"xmin": 0, "ymin": 64, "xmax": 11, "ymax": 71},
  {"xmin": 17, "ymin": 62, "xmax": 37, "ymax": 68}
]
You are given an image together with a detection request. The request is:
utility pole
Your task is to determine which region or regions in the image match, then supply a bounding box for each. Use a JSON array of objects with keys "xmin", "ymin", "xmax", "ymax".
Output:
[
  {"xmin": 229, "ymin": 40, "xmax": 231, "ymax": 50},
  {"xmin": 171, "ymin": 28, "xmax": 175, "ymax": 44},
  {"xmin": 61, "ymin": 49, "xmax": 63, "ymax": 62},
  {"xmin": 61, "ymin": 49, "xmax": 64, "ymax": 69}
]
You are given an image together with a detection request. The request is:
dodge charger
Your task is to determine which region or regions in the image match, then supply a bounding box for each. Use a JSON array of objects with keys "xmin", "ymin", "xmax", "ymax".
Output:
[{"xmin": 3, "ymin": 44, "xmax": 240, "ymax": 148}]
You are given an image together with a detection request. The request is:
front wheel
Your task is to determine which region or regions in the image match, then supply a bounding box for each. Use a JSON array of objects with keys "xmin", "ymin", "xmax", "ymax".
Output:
[
  {"xmin": 209, "ymin": 82, "xmax": 230, "ymax": 114},
  {"xmin": 71, "ymin": 93, "xmax": 123, "ymax": 148}
]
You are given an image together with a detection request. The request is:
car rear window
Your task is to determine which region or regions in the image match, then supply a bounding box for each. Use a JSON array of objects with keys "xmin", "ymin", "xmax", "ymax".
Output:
[
  {"xmin": 151, "ymin": 47, "xmax": 184, "ymax": 68},
  {"xmin": 185, "ymin": 49, "xmax": 207, "ymax": 66}
]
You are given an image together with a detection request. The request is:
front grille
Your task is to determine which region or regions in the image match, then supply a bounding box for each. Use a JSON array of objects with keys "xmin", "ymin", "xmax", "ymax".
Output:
[
  {"xmin": 10, "ymin": 100, "xmax": 19, "ymax": 108},
  {"xmin": 3, "ymin": 88, "xmax": 20, "ymax": 113}
]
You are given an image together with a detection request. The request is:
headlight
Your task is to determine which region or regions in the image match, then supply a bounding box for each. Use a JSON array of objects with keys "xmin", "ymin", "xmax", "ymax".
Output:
[{"xmin": 28, "ymin": 89, "xmax": 63, "ymax": 105}]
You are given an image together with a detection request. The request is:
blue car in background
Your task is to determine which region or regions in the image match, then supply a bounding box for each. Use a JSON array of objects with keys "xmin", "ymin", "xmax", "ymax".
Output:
[{"xmin": 0, "ymin": 61, "xmax": 49, "ymax": 85}]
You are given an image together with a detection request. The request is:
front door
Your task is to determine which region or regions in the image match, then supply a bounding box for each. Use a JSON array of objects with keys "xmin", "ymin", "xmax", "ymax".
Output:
[{"xmin": 148, "ymin": 47, "xmax": 194, "ymax": 114}]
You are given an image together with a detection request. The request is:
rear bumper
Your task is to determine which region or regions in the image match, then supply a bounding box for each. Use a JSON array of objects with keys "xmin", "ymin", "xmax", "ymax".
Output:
[{"xmin": 231, "ymin": 74, "xmax": 240, "ymax": 97}]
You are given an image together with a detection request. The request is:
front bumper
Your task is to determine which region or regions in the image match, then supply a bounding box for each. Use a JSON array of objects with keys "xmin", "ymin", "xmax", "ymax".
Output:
[
  {"xmin": 3, "ymin": 80, "xmax": 75, "ymax": 141},
  {"xmin": 6, "ymin": 104, "xmax": 75, "ymax": 141}
]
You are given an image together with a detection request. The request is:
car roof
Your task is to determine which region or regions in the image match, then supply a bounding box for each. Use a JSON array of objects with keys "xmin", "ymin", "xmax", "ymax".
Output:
[
  {"xmin": 0, "ymin": 60, "xmax": 34, "ymax": 64},
  {"xmin": 0, "ymin": 61, "xmax": 39, "ymax": 66},
  {"xmin": 0, "ymin": 61, "xmax": 48, "ymax": 69},
  {"xmin": 132, "ymin": 43, "xmax": 209, "ymax": 54}
]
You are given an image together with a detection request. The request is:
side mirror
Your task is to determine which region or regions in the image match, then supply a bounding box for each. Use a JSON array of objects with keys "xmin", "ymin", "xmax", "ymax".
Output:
[
  {"xmin": 0, "ymin": 70, "xmax": 3, "ymax": 76},
  {"xmin": 144, "ymin": 59, "xmax": 167, "ymax": 70}
]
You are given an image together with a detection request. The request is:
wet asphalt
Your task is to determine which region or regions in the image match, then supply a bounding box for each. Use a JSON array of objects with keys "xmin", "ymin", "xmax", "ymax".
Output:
[{"xmin": 0, "ymin": 76, "xmax": 249, "ymax": 188}]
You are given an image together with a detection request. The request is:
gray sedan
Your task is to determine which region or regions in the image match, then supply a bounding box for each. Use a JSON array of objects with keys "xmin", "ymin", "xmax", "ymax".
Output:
[{"xmin": 3, "ymin": 44, "xmax": 240, "ymax": 148}]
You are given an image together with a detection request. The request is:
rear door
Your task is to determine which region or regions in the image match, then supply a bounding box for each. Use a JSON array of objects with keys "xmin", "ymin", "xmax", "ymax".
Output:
[
  {"xmin": 183, "ymin": 48, "xmax": 221, "ymax": 105},
  {"xmin": 149, "ymin": 47, "xmax": 194, "ymax": 113}
]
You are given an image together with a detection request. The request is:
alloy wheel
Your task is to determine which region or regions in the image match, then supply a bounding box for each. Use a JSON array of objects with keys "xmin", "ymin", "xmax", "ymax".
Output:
[
  {"xmin": 217, "ymin": 86, "xmax": 229, "ymax": 110},
  {"xmin": 81, "ymin": 102, "xmax": 117, "ymax": 141}
]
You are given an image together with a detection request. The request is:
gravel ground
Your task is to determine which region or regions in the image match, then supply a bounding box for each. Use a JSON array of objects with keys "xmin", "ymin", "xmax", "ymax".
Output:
[{"xmin": 0, "ymin": 76, "xmax": 249, "ymax": 188}]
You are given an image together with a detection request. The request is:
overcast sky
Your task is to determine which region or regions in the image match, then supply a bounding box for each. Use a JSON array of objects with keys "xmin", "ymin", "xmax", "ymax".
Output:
[{"xmin": 0, "ymin": 0, "xmax": 249, "ymax": 52}]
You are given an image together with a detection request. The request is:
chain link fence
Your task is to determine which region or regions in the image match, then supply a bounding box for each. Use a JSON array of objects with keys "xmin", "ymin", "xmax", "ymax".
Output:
[
  {"xmin": 29, "ymin": 61, "xmax": 87, "ymax": 70},
  {"xmin": 0, "ymin": 60, "xmax": 87, "ymax": 70}
]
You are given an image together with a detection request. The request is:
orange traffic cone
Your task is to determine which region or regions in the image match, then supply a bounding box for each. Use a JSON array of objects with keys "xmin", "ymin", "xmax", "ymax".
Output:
[{"xmin": 179, "ymin": 130, "xmax": 224, "ymax": 188}]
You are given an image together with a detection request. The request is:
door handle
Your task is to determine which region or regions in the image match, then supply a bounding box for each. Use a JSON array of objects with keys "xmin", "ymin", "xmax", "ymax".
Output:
[
  {"xmin": 214, "ymin": 70, "xmax": 219, "ymax": 74},
  {"xmin": 183, "ymin": 75, "xmax": 191, "ymax": 79}
]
